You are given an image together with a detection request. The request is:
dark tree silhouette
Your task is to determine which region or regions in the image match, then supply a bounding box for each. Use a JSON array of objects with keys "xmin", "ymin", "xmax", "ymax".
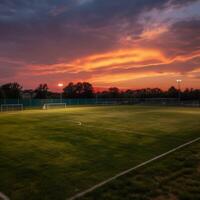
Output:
[
  {"xmin": 167, "ymin": 86, "xmax": 179, "ymax": 98},
  {"xmin": 1, "ymin": 82, "xmax": 23, "ymax": 99},
  {"xmin": 75, "ymin": 82, "xmax": 83, "ymax": 97},
  {"xmin": 108, "ymin": 87, "xmax": 120, "ymax": 98},
  {"xmin": 35, "ymin": 84, "xmax": 49, "ymax": 99},
  {"xmin": 123, "ymin": 89, "xmax": 134, "ymax": 98},
  {"xmin": 182, "ymin": 88, "xmax": 200, "ymax": 100},
  {"xmin": 82, "ymin": 82, "xmax": 94, "ymax": 98},
  {"xmin": 63, "ymin": 82, "xmax": 94, "ymax": 98},
  {"xmin": 0, "ymin": 81, "xmax": 200, "ymax": 100},
  {"xmin": 63, "ymin": 82, "xmax": 76, "ymax": 98},
  {"xmin": 0, "ymin": 87, "xmax": 5, "ymax": 98}
]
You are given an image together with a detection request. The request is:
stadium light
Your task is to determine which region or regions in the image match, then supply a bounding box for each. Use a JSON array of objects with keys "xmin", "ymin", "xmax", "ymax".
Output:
[
  {"xmin": 58, "ymin": 83, "xmax": 64, "ymax": 103},
  {"xmin": 176, "ymin": 79, "xmax": 182, "ymax": 102},
  {"xmin": 58, "ymin": 83, "xmax": 64, "ymax": 87},
  {"xmin": 176, "ymin": 79, "xmax": 182, "ymax": 90}
]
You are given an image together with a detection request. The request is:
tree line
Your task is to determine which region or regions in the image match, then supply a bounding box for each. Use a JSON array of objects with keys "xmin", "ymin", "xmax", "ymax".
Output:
[{"xmin": 0, "ymin": 82, "xmax": 200, "ymax": 100}]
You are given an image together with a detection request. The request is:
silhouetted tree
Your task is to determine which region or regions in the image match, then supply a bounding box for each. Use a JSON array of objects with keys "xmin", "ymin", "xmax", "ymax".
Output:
[
  {"xmin": 63, "ymin": 82, "xmax": 94, "ymax": 98},
  {"xmin": 97, "ymin": 87, "xmax": 121, "ymax": 98},
  {"xmin": 35, "ymin": 84, "xmax": 49, "ymax": 99},
  {"xmin": 0, "ymin": 81, "xmax": 199, "ymax": 101},
  {"xmin": 167, "ymin": 86, "xmax": 179, "ymax": 98},
  {"xmin": 75, "ymin": 82, "xmax": 84, "ymax": 97},
  {"xmin": 122, "ymin": 89, "xmax": 134, "ymax": 98},
  {"xmin": 0, "ymin": 87, "xmax": 5, "ymax": 98},
  {"xmin": 108, "ymin": 87, "xmax": 120, "ymax": 98},
  {"xmin": 1, "ymin": 82, "xmax": 22, "ymax": 99},
  {"xmin": 63, "ymin": 82, "xmax": 76, "ymax": 98},
  {"xmin": 82, "ymin": 82, "xmax": 94, "ymax": 98},
  {"xmin": 63, "ymin": 82, "xmax": 75, "ymax": 98},
  {"xmin": 182, "ymin": 88, "xmax": 200, "ymax": 100}
]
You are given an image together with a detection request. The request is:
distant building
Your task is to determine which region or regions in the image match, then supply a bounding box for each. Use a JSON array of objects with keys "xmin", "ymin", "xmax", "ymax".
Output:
[{"xmin": 22, "ymin": 90, "xmax": 36, "ymax": 99}]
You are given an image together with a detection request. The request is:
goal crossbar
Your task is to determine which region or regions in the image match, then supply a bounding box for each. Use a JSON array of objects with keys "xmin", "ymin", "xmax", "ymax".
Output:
[
  {"xmin": 43, "ymin": 103, "xmax": 67, "ymax": 110},
  {"xmin": 0, "ymin": 104, "xmax": 24, "ymax": 112}
]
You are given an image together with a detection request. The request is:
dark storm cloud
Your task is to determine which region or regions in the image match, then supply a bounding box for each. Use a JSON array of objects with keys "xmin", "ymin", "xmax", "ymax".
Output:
[
  {"xmin": 142, "ymin": 19, "xmax": 200, "ymax": 58},
  {"xmin": 169, "ymin": 20, "xmax": 200, "ymax": 54},
  {"xmin": 1, "ymin": 0, "xmax": 196, "ymax": 63}
]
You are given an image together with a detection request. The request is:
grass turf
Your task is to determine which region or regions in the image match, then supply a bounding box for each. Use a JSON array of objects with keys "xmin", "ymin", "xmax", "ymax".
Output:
[
  {"xmin": 0, "ymin": 105, "xmax": 199, "ymax": 200},
  {"xmin": 82, "ymin": 139, "xmax": 200, "ymax": 200}
]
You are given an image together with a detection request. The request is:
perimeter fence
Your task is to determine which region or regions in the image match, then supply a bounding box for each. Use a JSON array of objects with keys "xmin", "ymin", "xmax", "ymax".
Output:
[{"xmin": 0, "ymin": 98, "xmax": 199, "ymax": 109}]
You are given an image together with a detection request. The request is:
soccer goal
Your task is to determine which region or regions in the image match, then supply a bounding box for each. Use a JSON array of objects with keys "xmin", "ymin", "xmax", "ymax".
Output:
[
  {"xmin": 43, "ymin": 103, "xmax": 67, "ymax": 110},
  {"xmin": 0, "ymin": 104, "xmax": 24, "ymax": 112}
]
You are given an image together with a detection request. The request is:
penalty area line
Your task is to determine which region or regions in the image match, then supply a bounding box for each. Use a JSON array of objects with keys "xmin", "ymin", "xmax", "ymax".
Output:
[
  {"xmin": 0, "ymin": 192, "xmax": 10, "ymax": 200},
  {"xmin": 67, "ymin": 136, "xmax": 200, "ymax": 200}
]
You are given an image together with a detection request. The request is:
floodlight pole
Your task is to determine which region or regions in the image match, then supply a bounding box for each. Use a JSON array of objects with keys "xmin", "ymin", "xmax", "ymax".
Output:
[
  {"xmin": 60, "ymin": 93, "xmax": 62, "ymax": 103},
  {"xmin": 58, "ymin": 83, "xmax": 64, "ymax": 103},
  {"xmin": 95, "ymin": 93, "xmax": 98, "ymax": 104},
  {"xmin": 176, "ymin": 79, "xmax": 182, "ymax": 102}
]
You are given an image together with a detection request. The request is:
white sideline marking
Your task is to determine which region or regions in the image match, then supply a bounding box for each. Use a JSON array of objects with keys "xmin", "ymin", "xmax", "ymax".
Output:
[
  {"xmin": 68, "ymin": 137, "xmax": 200, "ymax": 200},
  {"xmin": 0, "ymin": 192, "xmax": 10, "ymax": 200}
]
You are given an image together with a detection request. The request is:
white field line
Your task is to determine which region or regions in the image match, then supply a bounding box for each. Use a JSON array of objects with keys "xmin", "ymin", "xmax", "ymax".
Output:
[
  {"xmin": 68, "ymin": 137, "xmax": 200, "ymax": 200},
  {"xmin": 0, "ymin": 192, "xmax": 10, "ymax": 200}
]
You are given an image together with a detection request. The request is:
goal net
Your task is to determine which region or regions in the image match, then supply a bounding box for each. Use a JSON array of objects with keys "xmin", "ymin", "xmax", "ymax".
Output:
[
  {"xmin": 1, "ymin": 104, "xmax": 24, "ymax": 112},
  {"xmin": 43, "ymin": 103, "xmax": 67, "ymax": 110}
]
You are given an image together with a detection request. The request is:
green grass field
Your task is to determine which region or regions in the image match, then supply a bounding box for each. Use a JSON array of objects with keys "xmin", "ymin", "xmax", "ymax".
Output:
[
  {"xmin": 0, "ymin": 105, "xmax": 200, "ymax": 200},
  {"xmin": 82, "ymin": 139, "xmax": 200, "ymax": 200}
]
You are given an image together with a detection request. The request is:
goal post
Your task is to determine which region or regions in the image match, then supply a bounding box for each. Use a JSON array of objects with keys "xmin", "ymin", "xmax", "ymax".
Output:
[
  {"xmin": 43, "ymin": 103, "xmax": 67, "ymax": 110},
  {"xmin": 0, "ymin": 104, "xmax": 24, "ymax": 112}
]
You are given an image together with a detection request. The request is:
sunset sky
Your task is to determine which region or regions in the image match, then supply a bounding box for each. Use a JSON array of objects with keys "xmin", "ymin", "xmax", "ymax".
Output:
[{"xmin": 0, "ymin": 0, "xmax": 200, "ymax": 90}]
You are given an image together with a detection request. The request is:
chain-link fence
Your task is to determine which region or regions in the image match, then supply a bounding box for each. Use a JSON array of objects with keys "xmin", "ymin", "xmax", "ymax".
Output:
[{"xmin": 0, "ymin": 98, "xmax": 200, "ymax": 109}]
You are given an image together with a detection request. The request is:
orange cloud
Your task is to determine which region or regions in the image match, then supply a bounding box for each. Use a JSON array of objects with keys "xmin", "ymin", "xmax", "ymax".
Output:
[
  {"xmin": 65, "ymin": 49, "xmax": 200, "ymax": 73},
  {"xmin": 25, "ymin": 48, "xmax": 168, "ymax": 75},
  {"xmin": 71, "ymin": 48, "xmax": 168, "ymax": 71},
  {"xmin": 89, "ymin": 71, "xmax": 175, "ymax": 84},
  {"xmin": 24, "ymin": 48, "xmax": 200, "ymax": 89}
]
